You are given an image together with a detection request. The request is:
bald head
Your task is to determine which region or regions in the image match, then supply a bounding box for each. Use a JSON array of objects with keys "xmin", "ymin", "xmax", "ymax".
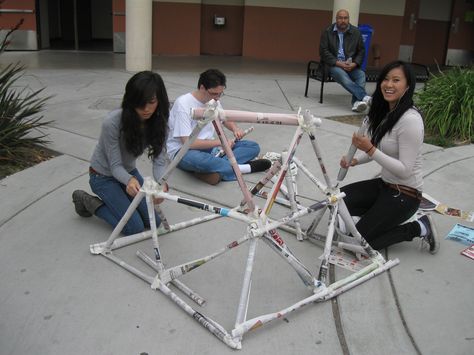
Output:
[{"xmin": 335, "ymin": 9, "xmax": 350, "ymax": 32}]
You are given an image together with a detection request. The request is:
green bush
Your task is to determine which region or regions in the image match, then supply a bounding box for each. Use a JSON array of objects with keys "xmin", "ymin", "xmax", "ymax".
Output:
[
  {"xmin": 0, "ymin": 63, "xmax": 52, "ymax": 169},
  {"xmin": 415, "ymin": 66, "xmax": 473, "ymax": 144}
]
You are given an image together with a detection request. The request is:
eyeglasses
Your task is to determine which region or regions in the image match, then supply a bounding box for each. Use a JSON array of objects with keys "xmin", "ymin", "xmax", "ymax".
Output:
[{"xmin": 207, "ymin": 89, "xmax": 224, "ymax": 98}]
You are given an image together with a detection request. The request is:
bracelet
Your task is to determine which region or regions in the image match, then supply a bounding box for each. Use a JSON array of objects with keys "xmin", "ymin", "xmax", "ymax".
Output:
[{"xmin": 365, "ymin": 145, "xmax": 375, "ymax": 154}]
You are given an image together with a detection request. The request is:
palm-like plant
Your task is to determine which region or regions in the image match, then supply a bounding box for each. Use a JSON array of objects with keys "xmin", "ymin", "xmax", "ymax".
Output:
[{"xmin": 0, "ymin": 63, "xmax": 52, "ymax": 169}]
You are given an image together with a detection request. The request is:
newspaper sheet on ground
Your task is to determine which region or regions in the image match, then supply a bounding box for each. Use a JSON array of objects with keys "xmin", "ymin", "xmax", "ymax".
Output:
[
  {"xmin": 319, "ymin": 247, "xmax": 371, "ymax": 272},
  {"xmin": 445, "ymin": 223, "xmax": 474, "ymax": 246},
  {"xmin": 460, "ymin": 245, "xmax": 474, "ymax": 260},
  {"xmin": 420, "ymin": 193, "xmax": 474, "ymax": 222}
]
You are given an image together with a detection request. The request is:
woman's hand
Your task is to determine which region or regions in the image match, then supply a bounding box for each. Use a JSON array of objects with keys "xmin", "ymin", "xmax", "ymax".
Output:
[
  {"xmin": 126, "ymin": 176, "xmax": 141, "ymax": 197},
  {"xmin": 352, "ymin": 132, "xmax": 373, "ymax": 153},
  {"xmin": 153, "ymin": 182, "xmax": 168, "ymax": 205},
  {"xmin": 340, "ymin": 156, "xmax": 358, "ymax": 168}
]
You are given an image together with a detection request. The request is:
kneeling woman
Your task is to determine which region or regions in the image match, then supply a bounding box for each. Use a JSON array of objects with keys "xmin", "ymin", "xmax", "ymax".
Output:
[
  {"xmin": 73, "ymin": 71, "xmax": 169, "ymax": 235},
  {"xmin": 340, "ymin": 60, "xmax": 439, "ymax": 253}
]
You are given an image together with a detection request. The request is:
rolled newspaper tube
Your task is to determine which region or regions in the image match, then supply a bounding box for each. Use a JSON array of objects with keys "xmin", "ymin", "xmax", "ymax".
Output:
[
  {"xmin": 336, "ymin": 116, "xmax": 369, "ymax": 183},
  {"xmin": 192, "ymin": 107, "xmax": 301, "ymax": 126}
]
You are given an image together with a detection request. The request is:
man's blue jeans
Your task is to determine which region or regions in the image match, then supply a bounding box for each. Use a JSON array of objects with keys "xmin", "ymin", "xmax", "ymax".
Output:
[
  {"xmin": 329, "ymin": 66, "xmax": 367, "ymax": 104},
  {"xmin": 178, "ymin": 140, "xmax": 260, "ymax": 181},
  {"xmin": 89, "ymin": 168, "xmax": 161, "ymax": 236}
]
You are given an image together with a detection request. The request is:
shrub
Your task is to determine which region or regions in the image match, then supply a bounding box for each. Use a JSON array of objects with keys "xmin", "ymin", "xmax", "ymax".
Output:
[
  {"xmin": 0, "ymin": 63, "xmax": 52, "ymax": 169},
  {"xmin": 415, "ymin": 66, "xmax": 473, "ymax": 144}
]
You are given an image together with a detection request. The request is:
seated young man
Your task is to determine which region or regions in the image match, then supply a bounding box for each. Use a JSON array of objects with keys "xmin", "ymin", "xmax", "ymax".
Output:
[{"xmin": 167, "ymin": 68, "xmax": 271, "ymax": 185}]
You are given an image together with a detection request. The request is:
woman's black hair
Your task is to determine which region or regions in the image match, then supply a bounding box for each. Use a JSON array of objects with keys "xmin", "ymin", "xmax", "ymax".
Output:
[
  {"xmin": 120, "ymin": 71, "xmax": 170, "ymax": 159},
  {"xmin": 367, "ymin": 60, "xmax": 417, "ymax": 146}
]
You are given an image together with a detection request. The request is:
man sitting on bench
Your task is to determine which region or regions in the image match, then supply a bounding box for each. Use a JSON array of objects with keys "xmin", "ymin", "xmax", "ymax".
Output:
[{"xmin": 319, "ymin": 9, "xmax": 371, "ymax": 112}]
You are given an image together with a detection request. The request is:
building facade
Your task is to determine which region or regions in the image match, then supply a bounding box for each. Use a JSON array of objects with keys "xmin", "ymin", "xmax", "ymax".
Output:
[{"xmin": 1, "ymin": 0, "xmax": 472, "ymax": 67}]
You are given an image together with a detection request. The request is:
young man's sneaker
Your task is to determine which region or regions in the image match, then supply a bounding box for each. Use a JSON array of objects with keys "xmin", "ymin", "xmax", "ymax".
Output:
[
  {"xmin": 351, "ymin": 100, "xmax": 367, "ymax": 112},
  {"xmin": 248, "ymin": 159, "xmax": 272, "ymax": 173},
  {"xmin": 193, "ymin": 172, "xmax": 221, "ymax": 185},
  {"xmin": 418, "ymin": 214, "xmax": 440, "ymax": 254}
]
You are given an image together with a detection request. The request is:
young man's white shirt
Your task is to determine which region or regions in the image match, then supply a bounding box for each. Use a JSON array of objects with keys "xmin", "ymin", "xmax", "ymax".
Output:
[{"xmin": 167, "ymin": 93, "xmax": 223, "ymax": 158}]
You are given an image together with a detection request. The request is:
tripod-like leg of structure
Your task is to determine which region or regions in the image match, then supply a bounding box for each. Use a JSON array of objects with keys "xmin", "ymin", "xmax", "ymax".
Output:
[
  {"xmin": 101, "ymin": 191, "xmax": 145, "ymax": 252},
  {"xmin": 282, "ymin": 151, "xmax": 303, "ymax": 240}
]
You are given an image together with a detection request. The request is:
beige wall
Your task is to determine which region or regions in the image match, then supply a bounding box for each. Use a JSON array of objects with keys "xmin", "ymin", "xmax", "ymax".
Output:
[
  {"xmin": 360, "ymin": 0, "xmax": 406, "ymax": 16},
  {"xmin": 244, "ymin": 0, "xmax": 331, "ymax": 10}
]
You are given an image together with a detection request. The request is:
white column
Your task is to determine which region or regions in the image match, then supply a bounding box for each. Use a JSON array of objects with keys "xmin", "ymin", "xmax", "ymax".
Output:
[
  {"xmin": 333, "ymin": 0, "xmax": 361, "ymax": 26},
  {"xmin": 125, "ymin": 0, "xmax": 153, "ymax": 72}
]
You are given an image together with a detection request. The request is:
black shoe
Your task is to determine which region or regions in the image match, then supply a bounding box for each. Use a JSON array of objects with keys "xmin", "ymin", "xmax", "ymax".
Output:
[
  {"xmin": 193, "ymin": 172, "xmax": 221, "ymax": 185},
  {"xmin": 72, "ymin": 190, "xmax": 102, "ymax": 217},
  {"xmin": 248, "ymin": 159, "xmax": 272, "ymax": 173},
  {"xmin": 419, "ymin": 215, "xmax": 440, "ymax": 254}
]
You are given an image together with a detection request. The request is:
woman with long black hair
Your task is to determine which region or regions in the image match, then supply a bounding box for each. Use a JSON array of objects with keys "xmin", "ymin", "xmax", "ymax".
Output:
[
  {"xmin": 72, "ymin": 71, "xmax": 169, "ymax": 235},
  {"xmin": 340, "ymin": 60, "xmax": 439, "ymax": 253}
]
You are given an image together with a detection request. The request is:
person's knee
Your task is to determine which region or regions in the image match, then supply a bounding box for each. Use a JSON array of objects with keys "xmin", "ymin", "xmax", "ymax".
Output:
[
  {"xmin": 239, "ymin": 140, "xmax": 260, "ymax": 154},
  {"xmin": 123, "ymin": 217, "xmax": 145, "ymax": 236},
  {"xmin": 331, "ymin": 71, "xmax": 351, "ymax": 86},
  {"xmin": 177, "ymin": 160, "xmax": 191, "ymax": 172},
  {"xmin": 180, "ymin": 150, "xmax": 214, "ymax": 172},
  {"xmin": 352, "ymin": 70, "xmax": 366, "ymax": 85},
  {"xmin": 248, "ymin": 141, "xmax": 260, "ymax": 155}
]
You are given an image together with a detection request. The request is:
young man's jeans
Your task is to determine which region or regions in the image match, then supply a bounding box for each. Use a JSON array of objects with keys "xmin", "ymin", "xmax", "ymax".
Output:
[
  {"xmin": 177, "ymin": 140, "xmax": 259, "ymax": 181},
  {"xmin": 329, "ymin": 66, "xmax": 367, "ymax": 104},
  {"xmin": 89, "ymin": 168, "xmax": 161, "ymax": 236}
]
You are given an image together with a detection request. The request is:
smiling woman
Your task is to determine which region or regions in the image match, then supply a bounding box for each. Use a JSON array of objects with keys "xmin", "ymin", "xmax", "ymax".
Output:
[{"xmin": 339, "ymin": 60, "xmax": 439, "ymax": 254}]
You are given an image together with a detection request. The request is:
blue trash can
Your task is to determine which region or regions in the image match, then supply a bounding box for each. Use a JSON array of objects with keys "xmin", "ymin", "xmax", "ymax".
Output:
[{"xmin": 358, "ymin": 24, "xmax": 373, "ymax": 70}]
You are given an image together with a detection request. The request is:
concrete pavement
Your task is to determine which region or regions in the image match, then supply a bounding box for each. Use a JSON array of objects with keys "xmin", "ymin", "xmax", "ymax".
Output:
[{"xmin": 1, "ymin": 51, "xmax": 473, "ymax": 355}]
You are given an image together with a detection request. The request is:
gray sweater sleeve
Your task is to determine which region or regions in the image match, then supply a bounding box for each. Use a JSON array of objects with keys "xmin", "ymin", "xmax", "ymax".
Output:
[
  {"xmin": 101, "ymin": 115, "xmax": 133, "ymax": 185},
  {"xmin": 152, "ymin": 149, "xmax": 168, "ymax": 182},
  {"xmin": 355, "ymin": 109, "xmax": 424, "ymax": 189}
]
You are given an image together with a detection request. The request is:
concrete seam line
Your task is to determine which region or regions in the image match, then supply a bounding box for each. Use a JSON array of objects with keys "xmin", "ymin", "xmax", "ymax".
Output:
[
  {"xmin": 275, "ymin": 79, "xmax": 295, "ymax": 112},
  {"xmin": 49, "ymin": 126, "xmax": 98, "ymax": 141},
  {"xmin": 422, "ymin": 156, "xmax": 474, "ymax": 179},
  {"xmin": 386, "ymin": 249, "xmax": 422, "ymax": 355},
  {"xmin": 329, "ymin": 265, "xmax": 351, "ymax": 355},
  {"xmin": 0, "ymin": 173, "xmax": 88, "ymax": 229}
]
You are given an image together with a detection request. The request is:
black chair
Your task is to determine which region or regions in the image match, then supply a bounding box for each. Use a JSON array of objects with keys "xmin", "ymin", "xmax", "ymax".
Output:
[{"xmin": 304, "ymin": 61, "xmax": 430, "ymax": 103}]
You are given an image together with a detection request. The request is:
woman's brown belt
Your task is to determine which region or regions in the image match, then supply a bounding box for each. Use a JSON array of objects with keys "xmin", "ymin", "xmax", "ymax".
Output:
[{"xmin": 385, "ymin": 182, "xmax": 422, "ymax": 201}]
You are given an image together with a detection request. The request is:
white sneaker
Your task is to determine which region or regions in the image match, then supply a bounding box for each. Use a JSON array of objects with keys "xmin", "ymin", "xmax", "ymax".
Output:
[
  {"xmin": 362, "ymin": 95, "xmax": 372, "ymax": 106},
  {"xmin": 352, "ymin": 100, "xmax": 367, "ymax": 112}
]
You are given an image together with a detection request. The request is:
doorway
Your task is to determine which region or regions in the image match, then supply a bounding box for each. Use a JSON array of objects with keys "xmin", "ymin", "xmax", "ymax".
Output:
[
  {"xmin": 403, "ymin": 0, "xmax": 473, "ymax": 66},
  {"xmin": 38, "ymin": 0, "xmax": 112, "ymax": 51},
  {"xmin": 412, "ymin": 0, "xmax": 452, "ymax": 65}
]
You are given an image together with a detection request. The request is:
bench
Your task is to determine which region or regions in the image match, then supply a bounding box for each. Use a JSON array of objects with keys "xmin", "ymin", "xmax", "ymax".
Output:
[{"xmin": 304, "ymin": 61, "xmax": 430, "ymax": 103}]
